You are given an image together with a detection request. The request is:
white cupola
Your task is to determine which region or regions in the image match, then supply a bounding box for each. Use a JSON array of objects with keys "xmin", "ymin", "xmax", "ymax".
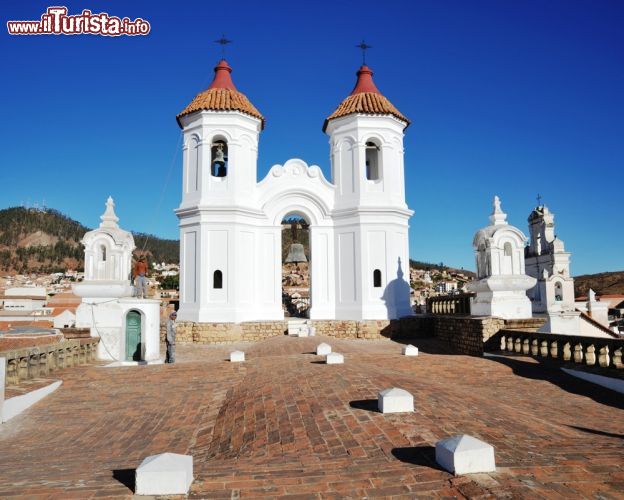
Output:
[
  {"xmin": 74, "ymin": 196, "xmax": 135, "ymax": 298},
  {"xmin": 468, "ymin": 196, "xmax": 536, "ymax": 319}
]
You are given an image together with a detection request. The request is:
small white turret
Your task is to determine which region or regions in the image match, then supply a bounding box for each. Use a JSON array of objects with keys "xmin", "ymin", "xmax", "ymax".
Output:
[
  {"xmin": 74, "ymin": 196, "xmax": 135, "ymax": 298},
  {"xmin": 468, "ymin": 196, "xmax": 536, "ymax": 319}
]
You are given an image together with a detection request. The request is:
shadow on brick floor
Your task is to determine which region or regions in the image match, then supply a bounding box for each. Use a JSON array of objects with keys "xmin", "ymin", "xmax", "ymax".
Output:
[
  {"xmin": 391, "ymin": 445, "xmax": 446, "ymax": 471},
  {"xmin": 567, "ymin": 425, "xmax": 624, "ymax": 439},
  {"xmin": 485, "ymin": 355, "xmax": 624, "ymax": 410},
  {"xmin": 112, "ymin": 469, "xmax": 135, "ymax": 493},
  {"xmin": 349, "ymin": 399, "xmax": 381, "ymax": 413}
]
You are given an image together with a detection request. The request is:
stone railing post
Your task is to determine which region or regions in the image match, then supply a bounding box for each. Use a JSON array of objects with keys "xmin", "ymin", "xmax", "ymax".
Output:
[
  {"xmin": 57, "ymin": 348, "xmax": 66, "ymax": 369},
  {"xmin": 586, "ymin": 345, "xmax": 596, "ymax": 366},
  {"xmin": 500, "ymin": 335, "xmax": 506, "ymax": 351},
  {"xmin": 598, "ymin": 346, "xmax": 610, "ymax": 368},
  {"xmin": 550, "ymin": 341, "xmax": 558, "ymax": 359},
  {"xmin": 39, "ymin": 353, "xmax": 48, "ymax": 377},
  {"xmin": 65, "ymin": 347, "xmax": 73, "ymax": 368},
  {"xmin": 563, "ymin": 342, "xmax": 571, "ymax": 361},
  {"xmin": 540, "ymin": 340, "xmax": 548, "ymax": 357},
  {"xmin": 522, "ymin": 338, "xmax": 530, "ymax": 355},
  {"xmin": 7, "ymin": 359, "xmax": 18, "ymax": 386},
  {"xmin": 614, "ymin": 348, "xmax": 623, "ymax": 369},
  {"xmin": 531, "ymin": 339, "xmax": 539, "ymax": 356},
  {"xmin": 507, "ymin": 337, "xmax": 514, "ymax": 351},
  {"xmin": 574, "ymin": 343, "xmax": 584, "ymax": 363},
  {"xmin": 30, "ymin": 354, "xmax": 40, "ymax": 378},
  {"xmin": 514, "ymin": 338, "xmax": 522, "ymax": 353}
]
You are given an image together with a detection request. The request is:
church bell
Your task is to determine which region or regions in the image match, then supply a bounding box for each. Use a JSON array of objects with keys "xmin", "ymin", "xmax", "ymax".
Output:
[
  {"xmin": 285, "ymin": 243, "xmax": 307, "ymax": 263},
  {"xmin": 212, "ymin": 144, "xmax": 227, "ymax": 177}
]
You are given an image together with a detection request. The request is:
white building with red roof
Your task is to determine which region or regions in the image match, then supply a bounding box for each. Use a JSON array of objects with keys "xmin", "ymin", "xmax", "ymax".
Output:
[{"xmin": 175, "ymin": 59, "xmax": 414, "ymax": 323}]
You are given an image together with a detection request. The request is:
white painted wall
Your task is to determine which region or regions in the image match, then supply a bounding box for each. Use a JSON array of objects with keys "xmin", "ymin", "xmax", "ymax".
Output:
[{"xmin": 175, "ymin": 109, "xmax": 414, "ymax": 322}]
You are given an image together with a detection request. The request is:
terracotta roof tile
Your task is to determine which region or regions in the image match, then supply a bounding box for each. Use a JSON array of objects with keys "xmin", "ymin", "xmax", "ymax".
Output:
[
  {"xmin": 177, "ymin": 60, "xmax": 264, "ymax": 128},
  {"xmin": 324, "ymin": 65, "xmax": 409, "ymax": 131}
]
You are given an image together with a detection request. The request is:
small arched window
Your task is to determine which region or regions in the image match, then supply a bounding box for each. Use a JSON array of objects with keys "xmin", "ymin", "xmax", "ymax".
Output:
[
  {"xmin": 373, "ymin": 269, "xmax": 382, "ymax": 288},
  {"xmin": 502, "ymin": 242, "xmax": 513, "ymax": 274},
  {"xmin": 100, "ymin": 245, "xmax": 107, "ymax": 262},
  {"xmin": 211, "ymin": 139, "xmax": 228, "ymax": 177},
  {"xmin": 213, "ymin": 270, "xmax": 223, "ymax": 289},
  {"xmin": 365, "ymin": 141, "xmax": 380, "ymax": 181},
  {"xmin": 554, "ymin": 281, "xmax": 563, "ymax": 301}
]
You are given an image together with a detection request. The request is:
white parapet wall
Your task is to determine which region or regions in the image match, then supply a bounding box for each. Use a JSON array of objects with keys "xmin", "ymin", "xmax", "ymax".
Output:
[{"xmin": 2, "ymin": 381, "xmax": 62, "ymax": 423}]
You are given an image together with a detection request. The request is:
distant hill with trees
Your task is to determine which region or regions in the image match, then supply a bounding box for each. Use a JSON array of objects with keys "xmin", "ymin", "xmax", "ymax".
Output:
[
  {"xmin": 0, "ymin": 207, "xmax": 178, "ymax": 273},
  {"xmin": 574, "ymin": 271, "xmax": 624, "ymax": 297}
]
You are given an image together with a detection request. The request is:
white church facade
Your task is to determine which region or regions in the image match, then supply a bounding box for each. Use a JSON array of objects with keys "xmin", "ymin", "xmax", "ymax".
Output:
[{"xmin": 175, "ymin": 60, "xmax": 414, "ymax": 324}]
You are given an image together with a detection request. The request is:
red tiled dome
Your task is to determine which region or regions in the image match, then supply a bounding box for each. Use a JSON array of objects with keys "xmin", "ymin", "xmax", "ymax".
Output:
[
  {"xmin": 324, "ymin": 65, "xmax": 409, "ymax": 131},
  {"xmin": 177, "ymin": 60, "xmax": 265, "ymax": 129}
]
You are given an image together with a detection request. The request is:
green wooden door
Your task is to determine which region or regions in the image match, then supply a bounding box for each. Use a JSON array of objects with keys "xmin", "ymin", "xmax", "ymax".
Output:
[{"xmin": 125, "ymin": 311, "xmax": 142, "ymax": 361}]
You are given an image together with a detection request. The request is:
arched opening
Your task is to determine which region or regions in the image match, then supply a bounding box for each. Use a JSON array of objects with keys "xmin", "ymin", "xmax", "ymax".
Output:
[
  {"xmin": 365, "ymin": 140, "xmax": 380, "ymax": 181},
  {"xmin": 502, "ymin": 242, "xmax": 513, "ymax": 274},
  {"xmin": 96, "ymin": 243, "xmax": 108, "ymax": 280},
  {"xmin": 211, "ymin": 138, "xmax": 228, "ymax": 177},
  {"xmin": 213, "ymin": 270, "xmax": 223, "ymax": 289},
  {"xmin": 477, "ymin": 242, "xmax": 487, "ymax": 278},
  {"xmin": 125, "ymin": 310, "xmax": 142, "ymax": 361},
  {"xmin": 282, "ymin": 214, "xmax": 310, "ymax": 318},
  {"xmin": 373, "ymin": 269, "xmax": 382, "ymax": 288},
  {"xmin": 554, "ymin": 281, "xmax": 563, "ymax": 301}
]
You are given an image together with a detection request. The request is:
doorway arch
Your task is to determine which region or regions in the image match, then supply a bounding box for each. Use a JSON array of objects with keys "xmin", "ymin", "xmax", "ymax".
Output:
[
  {"xmin": 282, "ymin": 213, "xmax": 311, "ymax": 318},
  {"xmin": 125, "ymin": 310, "xmax": 142, "ymax": 361}
]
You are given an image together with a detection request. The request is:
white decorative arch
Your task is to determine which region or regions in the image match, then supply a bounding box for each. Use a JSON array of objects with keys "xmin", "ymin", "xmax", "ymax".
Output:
[{"xmin": 257, "ymin": 159, "xmax": 335, "ymax": 226}]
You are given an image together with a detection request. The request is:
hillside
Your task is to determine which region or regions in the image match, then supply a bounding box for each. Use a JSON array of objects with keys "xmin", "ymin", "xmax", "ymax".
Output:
[
  {"xmin": 409, "ymin": 259, "xmax": 476, "ymax": 278},
  {"xmin": 574, "ymin": 271, "xmax": 624, "ymax": 297},
  {"xmin": 0, "ymin": 207, "xmax": 178, "ymax": 273}
]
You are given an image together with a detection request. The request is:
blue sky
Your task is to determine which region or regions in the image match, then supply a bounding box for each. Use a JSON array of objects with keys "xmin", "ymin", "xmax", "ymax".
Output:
[{"xmin": 1, "ymin": 0, "xmax": 622, "ymax": 275}]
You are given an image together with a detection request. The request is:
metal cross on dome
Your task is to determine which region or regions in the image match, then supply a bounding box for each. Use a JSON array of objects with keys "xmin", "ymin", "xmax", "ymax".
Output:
[
  {"xmin": 356, "ymin": 40, "xmax": 372, "ymax": 65},
  {"xmin": 214, "ymin": 34, "xmax": 232, "ymax": 58},
  {"xmin": 536, "ymin": 193, "xmax": 543, "ymax": 206}
]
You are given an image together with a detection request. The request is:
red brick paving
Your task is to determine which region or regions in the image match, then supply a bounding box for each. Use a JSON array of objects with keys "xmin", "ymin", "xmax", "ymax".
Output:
[{"xmin": 0, "ymin": 335, "xmax": 623, "ymax": 498}]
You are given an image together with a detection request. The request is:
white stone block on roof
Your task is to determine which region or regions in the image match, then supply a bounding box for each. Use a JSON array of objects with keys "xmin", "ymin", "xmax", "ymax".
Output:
[
  {"xmin": 230, "ymin": 351, "xmax": 245, "ymax": 362},
  {"xmin": 135, "ymin": 452, "xmax": 193, "ymax": 495},
  {"xmin": 435, "ymin": 434, "xmax": 495, "ymax": 475},
  {"xmin": 316, "ymin": 343, "xmax": 331, "ymax": 355},
  {"xmin": 378, "ymin": 387, "xmax": 414, "ymax": 413},
  {"xmin": 402, "ymin": 344, "xmax": 419, "ymax": 356},
  {"xmin": 326, "ymin": 352, "xmax": 344, "ymax": 364}
]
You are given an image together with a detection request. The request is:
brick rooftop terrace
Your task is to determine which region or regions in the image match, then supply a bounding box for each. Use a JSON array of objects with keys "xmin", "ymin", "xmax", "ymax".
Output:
[{"xmin": 0, "ymin": 335, "xmax": 623, "ymax": 498}]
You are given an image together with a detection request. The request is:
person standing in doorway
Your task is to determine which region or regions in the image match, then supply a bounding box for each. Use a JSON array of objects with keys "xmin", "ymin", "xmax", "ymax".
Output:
[
  {"xmin": 133, "ymin": 256, "xmax": 149, "ymax": 299},
  {"xmin": 166, "ymin": 311, "xmax": 177, "ymax": 363}
]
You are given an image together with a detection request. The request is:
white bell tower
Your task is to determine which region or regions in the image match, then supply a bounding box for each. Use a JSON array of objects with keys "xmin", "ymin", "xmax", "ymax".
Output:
[
  {"xmin": 175, "ymin": 59, "xmax": 271, "ymax": 323},
  {"xmin": 525, "ymin": 204, "xmax": 575, "ymax": 313},
  {"xmin": 324, "ymin": 64, "xmax": 414, "ymax": 319}
]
